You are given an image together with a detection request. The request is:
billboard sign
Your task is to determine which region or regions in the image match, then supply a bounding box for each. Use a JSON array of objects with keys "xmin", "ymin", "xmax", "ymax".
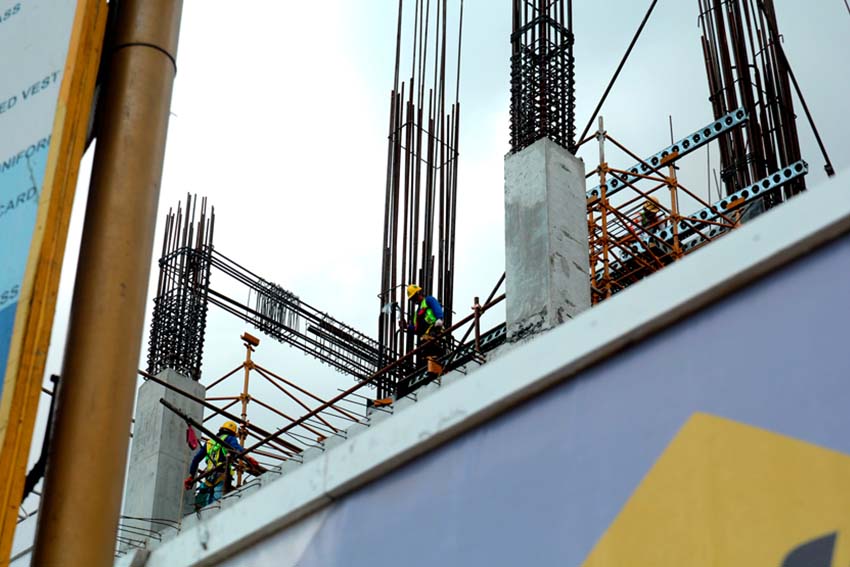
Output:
[{"xmin": 0, "ymin": 0, "xmax": 76, "ymax": 398}]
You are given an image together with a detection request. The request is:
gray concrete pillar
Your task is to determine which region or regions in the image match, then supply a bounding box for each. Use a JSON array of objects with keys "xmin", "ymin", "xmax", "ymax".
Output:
[
  {"xmin": 123, "ymin": 369, "xmax": 205, "ymax": 538},
  {"xmin": 504, "ymin": 137, "xmax": 591, "ymax": 342}
]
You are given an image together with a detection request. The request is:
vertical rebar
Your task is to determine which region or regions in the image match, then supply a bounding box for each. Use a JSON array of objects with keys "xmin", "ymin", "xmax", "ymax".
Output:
[
  {"xmin": 698, "ymin": 0, "xmax": 813, "ymax": 201},
  {"xmin": 378, "ymin": 0, "xmax": 463, "ymax": 386}
]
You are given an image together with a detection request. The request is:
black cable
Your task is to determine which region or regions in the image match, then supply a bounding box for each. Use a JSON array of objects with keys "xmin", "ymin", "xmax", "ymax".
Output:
[
  {"xmin": 21, "ymin": 375, "xmax": 59, "ymax": 504},
  {"xmin": 112, "ymin": 42, "xmax": 177, "ymax": 74},
  {"xmin": 577, "ymin": 0, "xmax": 660, "ymax": 146}
]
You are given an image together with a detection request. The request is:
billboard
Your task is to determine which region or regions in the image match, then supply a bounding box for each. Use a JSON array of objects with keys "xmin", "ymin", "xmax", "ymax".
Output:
[
  {"xmin": 0, "ymin": 0, "xmax": 75, "ymax": 382},
  {"xmin": 0, "ymin": 0, "xmax": 107, "ymax": 559}
]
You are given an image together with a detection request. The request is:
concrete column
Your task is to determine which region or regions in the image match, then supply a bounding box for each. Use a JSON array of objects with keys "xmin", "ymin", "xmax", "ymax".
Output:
[
  {"xmin": 123, "ymin": 369, "xmax": 205, "ymax": 537},
  {"xmin": 504, "ymin": 137, "xmax": 591, "ymax": 342}
]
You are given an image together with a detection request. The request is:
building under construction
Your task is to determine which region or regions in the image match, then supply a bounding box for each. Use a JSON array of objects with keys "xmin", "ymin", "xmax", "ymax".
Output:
[{"xmin": 7, "ymin": 1, "xmax": 850, "ymax": 566}]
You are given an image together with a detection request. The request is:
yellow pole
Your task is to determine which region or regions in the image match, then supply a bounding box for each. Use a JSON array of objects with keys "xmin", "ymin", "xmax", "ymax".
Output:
[
  {"xmin": 32, "ymin": 1, "xmax": 183, "ymax": 565},
  {"xmin": 237, "ymin": 341, "xmax": 253, "ymax": 487}
]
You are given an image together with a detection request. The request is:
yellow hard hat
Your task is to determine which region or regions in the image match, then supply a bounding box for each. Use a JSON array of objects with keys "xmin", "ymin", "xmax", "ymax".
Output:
[
  {"xmin": 406, "ymin": 284, "xmax": 422, "ymax": 300},
  {"xmin": 220, "ymin": 421, "xmax": 238, "ymax": 435},
  {"xmin": 644, "ymin": 196, "xmax": 661, "ymax": 213}
]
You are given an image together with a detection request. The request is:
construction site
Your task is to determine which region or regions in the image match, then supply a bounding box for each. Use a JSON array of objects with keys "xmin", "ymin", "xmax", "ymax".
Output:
[{"xmin": 3, "ymin": 1, "xmax": 850, "ymax": 566}]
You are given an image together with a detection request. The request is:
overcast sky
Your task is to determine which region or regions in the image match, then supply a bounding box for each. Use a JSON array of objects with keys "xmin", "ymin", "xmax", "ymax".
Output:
[{"xmin": 22, "ymin": 0, "xmax": 849, "ymax": 510}]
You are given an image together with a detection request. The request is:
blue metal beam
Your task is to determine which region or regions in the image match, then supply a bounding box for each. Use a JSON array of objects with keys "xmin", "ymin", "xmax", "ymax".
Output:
[{"xmin": 588, "ymin": 108, "xmax": 748, "ymax": 201}]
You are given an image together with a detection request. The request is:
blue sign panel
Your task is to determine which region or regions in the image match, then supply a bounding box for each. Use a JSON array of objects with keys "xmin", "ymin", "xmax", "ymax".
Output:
[
  {"xmin": 0, "ymin": 0, "xmax": 75, "ymax": 397},
  {"xmin": 0, "ymin": 138, "xmax": 50, "ymax": 388}
]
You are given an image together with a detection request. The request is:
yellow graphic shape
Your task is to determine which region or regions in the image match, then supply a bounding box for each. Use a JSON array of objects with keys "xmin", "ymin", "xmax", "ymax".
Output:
[{"xmin": 582, "ymin": 413, "xmax": 850, "ymax": 567}]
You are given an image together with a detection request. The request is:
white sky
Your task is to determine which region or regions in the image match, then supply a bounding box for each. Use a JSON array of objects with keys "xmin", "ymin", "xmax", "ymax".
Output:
[{"xmin": 21, "ymin": 0, "xmax": 850, "ymax": 512}]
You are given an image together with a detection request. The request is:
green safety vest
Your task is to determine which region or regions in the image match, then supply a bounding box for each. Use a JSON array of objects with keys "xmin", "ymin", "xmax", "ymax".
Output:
[
  {"xmin": 204, "ymin": 438, "xmax": 231, "ymax": 486},
  {"xmin": 414, "ymin": 298, "xmax": 438, "ymax": 334}
]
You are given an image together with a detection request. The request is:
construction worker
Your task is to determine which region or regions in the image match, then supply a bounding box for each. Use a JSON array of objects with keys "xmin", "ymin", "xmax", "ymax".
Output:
[
  {"xmin": 401, "ymin": 284, "xmax": 444, "ymax": 337},
  {"xmin": 400, "ymin": 284, "xmax": 446, "ymax": 372},
  {"xmin": 184, "ymin": 420, "xmax": 251, "ymax": 507},
  {"xmin": 639, "ymin": 196, "xmax": 661, "ymax": 229},
  {"xmin": 635, "ymin": 196, "xmax": 671, "ymax": 252},
  {"xmin": 631, "ymin": 196, "xmax": 673, "ymax": 272}
]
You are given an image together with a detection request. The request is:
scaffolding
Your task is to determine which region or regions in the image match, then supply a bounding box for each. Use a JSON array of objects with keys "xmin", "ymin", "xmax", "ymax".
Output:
[
  {"xmin": 195, "ymin": 333, "xmax": 362, "ymax": 490},
  {"xmin": 585, "ymin": 115, "xmax": 808, "ymax": 304},
  {"xmin": 580, "ymin": 0, "xmax": 818, "ymax": 302}
]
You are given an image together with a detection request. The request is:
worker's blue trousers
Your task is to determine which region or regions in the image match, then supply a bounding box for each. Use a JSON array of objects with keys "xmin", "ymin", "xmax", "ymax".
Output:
[{"xmin": 197, "ymin": 482, "xmax": 224, "ymax": 507}]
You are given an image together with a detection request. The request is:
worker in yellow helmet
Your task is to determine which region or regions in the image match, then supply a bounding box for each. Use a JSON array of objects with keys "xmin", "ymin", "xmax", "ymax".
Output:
[
  {"xmin": 400, "ymin": 284, "xmax": 446, "ymax": 374},
  {"xmin": 640, "ymin": 196, "xmax": 661, "ymax": 229},
  {"xmin": 184, "ymin": 421, "xmax": 255, "ymax": 507},
  {"xmin": 401, "ymin": 285, "xmax": 444, "ymax": 338}
]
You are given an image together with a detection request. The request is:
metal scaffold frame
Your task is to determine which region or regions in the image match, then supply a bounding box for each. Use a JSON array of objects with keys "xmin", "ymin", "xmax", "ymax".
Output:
[
  {"xmin": 141, "ymin": 279, "xmax": 509, "ymax": 510},
  {"xmin": 584, "ymin": 115, "xmax": 808, "ymax": 303},
  {"xmin": 195, "ymin": 334, "xmax": 364, "ymax": 489}
]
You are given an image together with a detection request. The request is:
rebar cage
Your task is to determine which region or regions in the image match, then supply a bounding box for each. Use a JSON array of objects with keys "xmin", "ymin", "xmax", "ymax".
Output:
[
  {"xmin": 510, "ymin": 0, "xmax": 575, "ymax": 154},
  {"xmin": 147, "ymin": 195, "xmax": 215, "ymax": 380}
]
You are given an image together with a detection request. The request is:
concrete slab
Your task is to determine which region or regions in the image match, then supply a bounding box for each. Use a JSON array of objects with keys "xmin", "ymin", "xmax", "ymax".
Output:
[
  {"xmin": 366, "ymin": 407, "xmax": 393, "ymax": 427},
  {"xmin": 344, "ymin": 422, "xmax": 369, "ymax": 440},
  {"xmin": 322, "ymin": 434, "xmax": 347, "ymax": 451},
  {"xmin": 298, "ymin": 446, "xmax": 326, "ymax": 465},
  {"xmin": 393, "ymin": 396, "xmax": 415, "ymax": 412}
]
